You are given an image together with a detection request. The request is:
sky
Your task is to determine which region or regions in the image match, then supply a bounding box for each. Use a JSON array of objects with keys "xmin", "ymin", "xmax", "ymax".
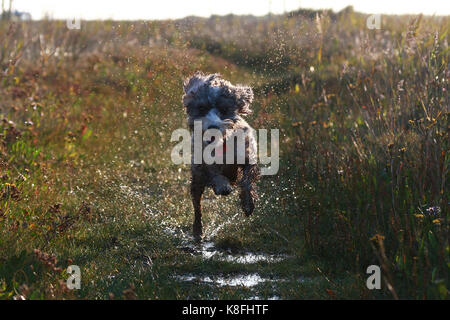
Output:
[{"xmin": 10, "ymin": 0, "xmax": 450, "ymax": 20}]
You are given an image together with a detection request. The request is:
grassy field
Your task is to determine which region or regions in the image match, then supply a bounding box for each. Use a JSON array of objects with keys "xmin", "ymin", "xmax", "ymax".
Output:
[{"xmin": 0, "ymin": 8, "xmax": 448, "ymax": 299}]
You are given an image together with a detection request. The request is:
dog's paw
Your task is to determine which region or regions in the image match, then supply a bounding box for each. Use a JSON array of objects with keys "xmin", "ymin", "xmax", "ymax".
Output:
[
  {"xmin": 240, "ymin": 190, "xmax": 255, "ymax": 216},
  {"xmin": 242, "ymin": 201, "xmax": 255, "ymax": 216},
  {"xmin": 193, "ymin": 222, "xmax": 203, "ymax": 240},
  {"xmin": 193, "ymin": 233, "xmax": 203, "ymax": 242},
  {"xmin": 213, "ymin": 183, "xmax": 233, "ymax": 196}
]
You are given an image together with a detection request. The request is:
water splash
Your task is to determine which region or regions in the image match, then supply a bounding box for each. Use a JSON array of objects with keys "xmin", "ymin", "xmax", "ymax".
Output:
[{"xmin": 175, "ymin": 273, "xmax": 270, "ymax": 287}]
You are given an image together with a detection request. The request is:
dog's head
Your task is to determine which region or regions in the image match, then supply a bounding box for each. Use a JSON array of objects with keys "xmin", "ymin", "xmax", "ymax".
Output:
[{"xmin": 182, "ymin": 72, "xmax": 254, "ymax": 131}]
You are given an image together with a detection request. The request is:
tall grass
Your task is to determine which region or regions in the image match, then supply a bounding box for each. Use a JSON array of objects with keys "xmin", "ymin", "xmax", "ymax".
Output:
[
  {"xmin": 0, "ymin": 8, "xmax": 448, "ymax": 299},
  {"xmin": 270, "ymin": 12, "xmax": 449, "ymax": 299}
]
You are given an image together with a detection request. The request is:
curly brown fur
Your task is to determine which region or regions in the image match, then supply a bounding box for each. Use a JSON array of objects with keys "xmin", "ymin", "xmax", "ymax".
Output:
[{"xmin": 182, "ymin": 72, "xmax": 260, "ymax": 239}]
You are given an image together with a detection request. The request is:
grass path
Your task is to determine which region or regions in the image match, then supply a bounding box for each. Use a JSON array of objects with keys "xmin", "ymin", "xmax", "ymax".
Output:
[
  {"xmin": 63, "ymin": 160, "xmax": 367, "ymax": 299},
  {"xmin": 1, "ymin": 38, "xmax": 376, "ymax": 299}
]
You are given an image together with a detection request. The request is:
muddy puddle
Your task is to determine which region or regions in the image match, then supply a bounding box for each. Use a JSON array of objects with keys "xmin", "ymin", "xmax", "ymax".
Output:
[
  {"xmin": 174, "ymin": 238, "xmax": 306, "ymax": 293},
  {"xmin": 160, "ymin": 214, "xmax": 299, "ymax": 294},
  {"xmin": 179, "ymin": 240, "xmax": 289, "ymax": 264},
  {"xmin": 175, "ymin": 273, "xmax": 271, "ymax": 287},
  {"xmin": 175, "ymin": 272, "xmax": 308, "ymax": 288},
  {"xmin": 249, "ymin": 295, "xmax": 281, "ymax": 300}
]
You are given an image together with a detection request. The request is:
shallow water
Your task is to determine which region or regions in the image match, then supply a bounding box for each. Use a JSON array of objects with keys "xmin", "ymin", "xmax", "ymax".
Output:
[
  {"xmin": 223, "ymin": 253, "xmax": 287, "ymax": 264},
  {"xmin": 175, "ymin": 273, "xmax": 271, "ymax": 287},
  {"xmin": 181, "ymin": 240, "xmax": 289, "ymax": 264},
  {"xmin": 249, "ymin": 295, "xmax": 281, "ymax": 300},
  {"xmin": 119, "ymin": 183, "xmax": 297, "ymax": 295},
  {"xmin": 173, "ymin": 236, "xmax": 304, "ymax": 296}
]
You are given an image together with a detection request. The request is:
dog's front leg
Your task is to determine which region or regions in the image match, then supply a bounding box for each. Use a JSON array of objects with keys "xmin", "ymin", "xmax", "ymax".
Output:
[{"xmin": 191, "ymin": 175, "xmax": 205, "ymax": 240}]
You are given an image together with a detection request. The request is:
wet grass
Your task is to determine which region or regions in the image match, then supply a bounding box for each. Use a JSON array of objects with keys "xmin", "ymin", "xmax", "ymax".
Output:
[{"xmin": 0, "ymin": 8, "xmax": 448, "ymax": 299}]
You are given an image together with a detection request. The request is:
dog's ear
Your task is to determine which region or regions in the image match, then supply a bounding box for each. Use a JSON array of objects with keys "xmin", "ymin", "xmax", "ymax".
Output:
[
  {"xmin": 182, "ymin": 72, "xmax": 203, "ymax": 107},
  {"xmin": 183, "ymin": 71, "xmax": 203, "ymax": 94},
  {"xmin": 216, "ymin": 84, "xmax": 254, "ymax": 114},
  {"xmin": 234, "ymin": 85, "xmax": 254, "ymax": 114}
]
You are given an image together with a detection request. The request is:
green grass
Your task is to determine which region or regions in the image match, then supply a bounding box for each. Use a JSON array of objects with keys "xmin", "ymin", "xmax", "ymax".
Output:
[{"xmin": 0, "ymin": 8, "xmax": 448, "ymax": 299}]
